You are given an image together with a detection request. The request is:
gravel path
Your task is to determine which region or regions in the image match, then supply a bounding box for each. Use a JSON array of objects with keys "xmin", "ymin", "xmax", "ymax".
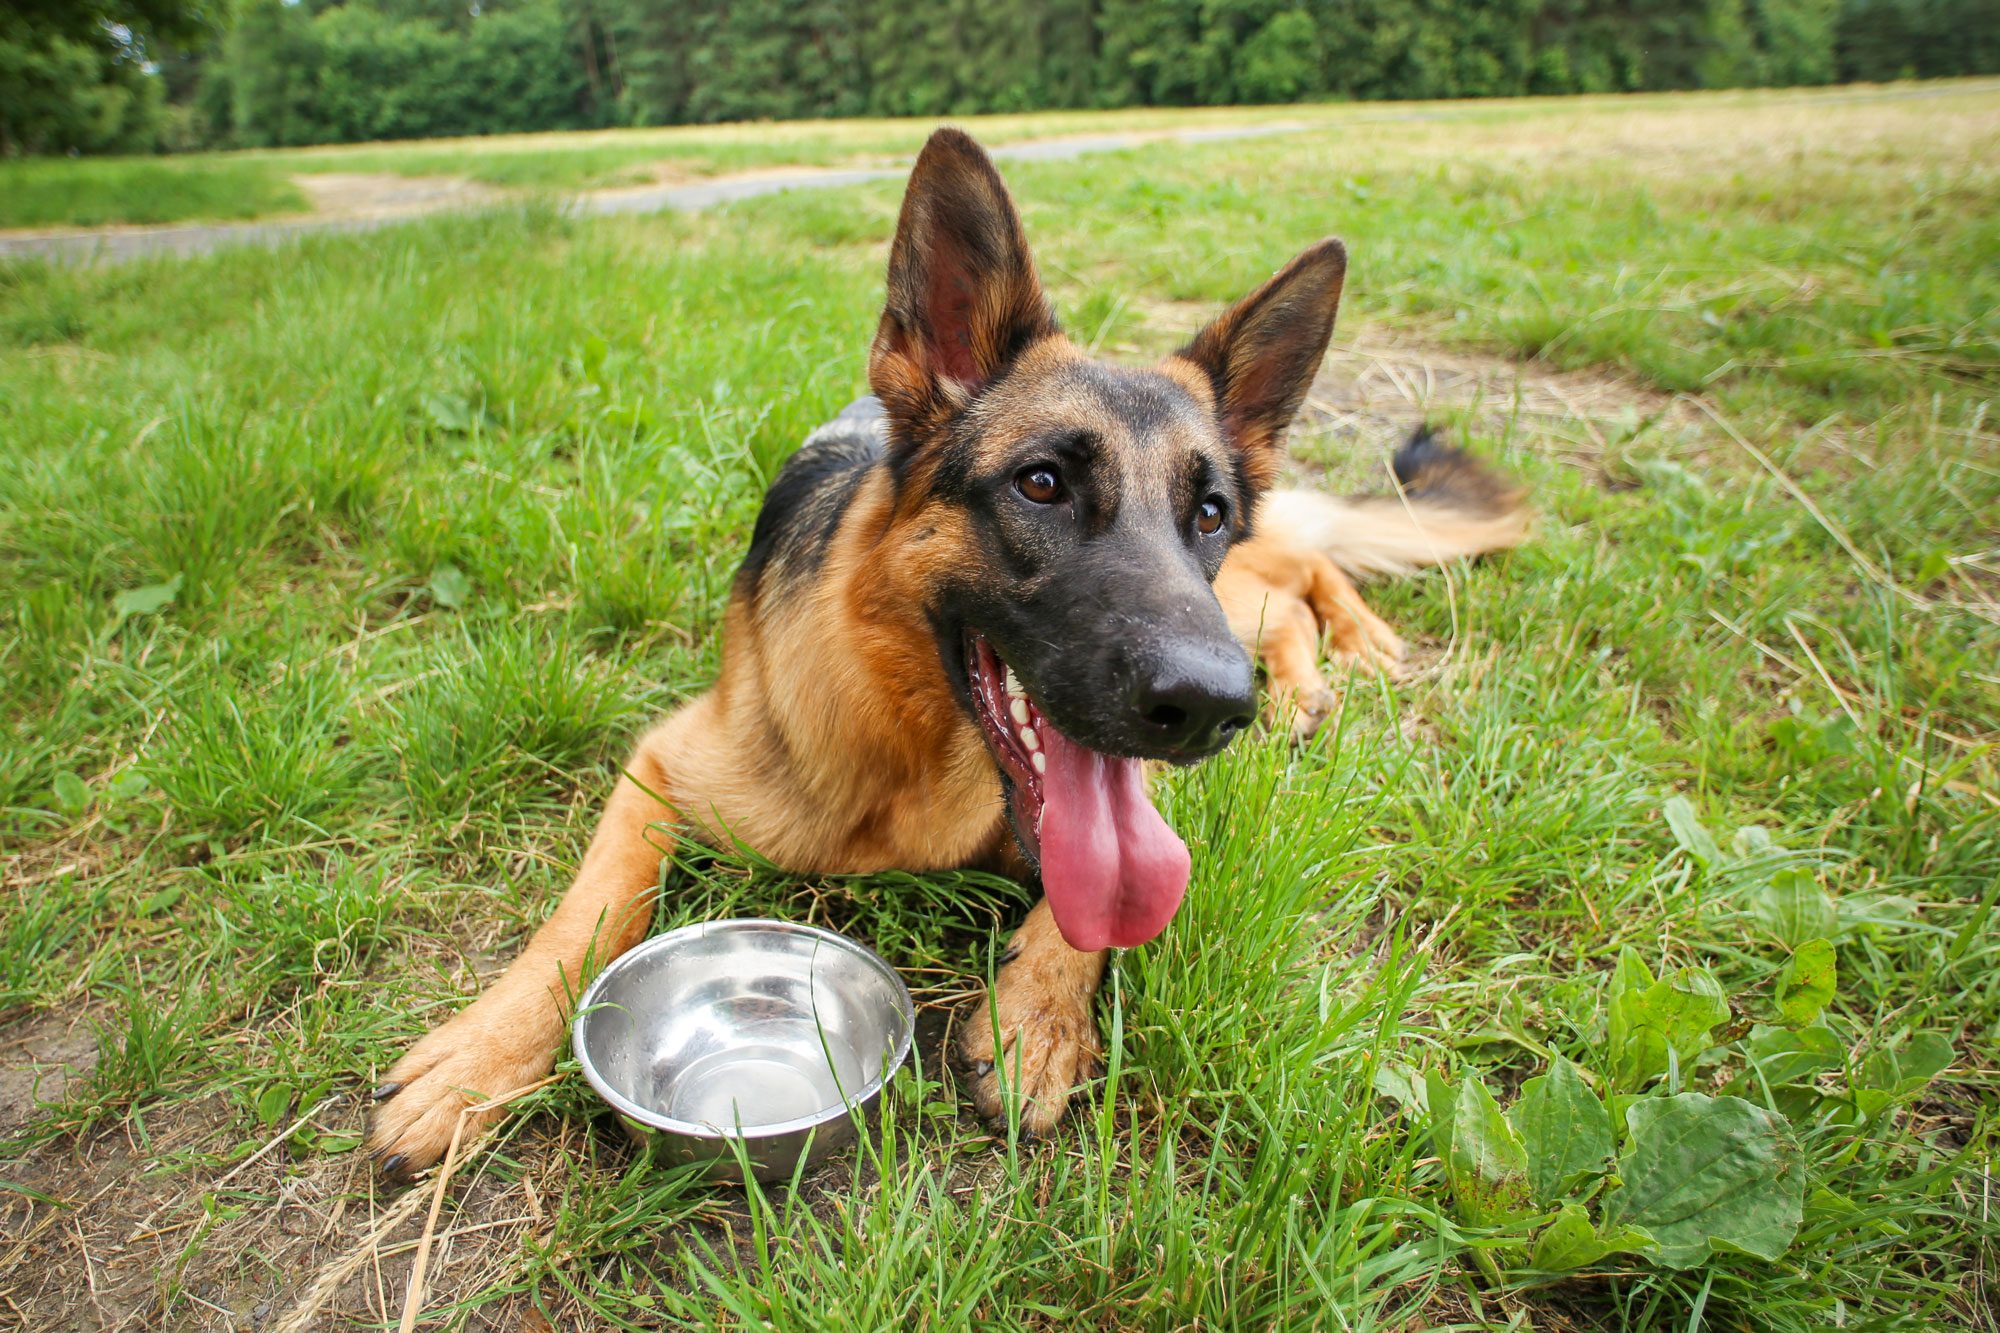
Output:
[{"xmin": 0, "ymin": 124, "xmax": 1311, "ymax": 266}]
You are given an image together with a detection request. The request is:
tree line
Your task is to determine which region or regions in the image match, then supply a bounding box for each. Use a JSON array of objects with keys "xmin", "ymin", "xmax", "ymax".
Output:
[{"xmin": 4, "ymin": 0, "xmax": 1996, "ymax": 156}]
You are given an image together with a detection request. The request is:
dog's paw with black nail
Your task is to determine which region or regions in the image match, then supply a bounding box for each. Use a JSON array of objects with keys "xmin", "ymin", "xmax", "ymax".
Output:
[{"xmin": 956, "ymin": 977, "xmax": 1103, "ymax": 1136}]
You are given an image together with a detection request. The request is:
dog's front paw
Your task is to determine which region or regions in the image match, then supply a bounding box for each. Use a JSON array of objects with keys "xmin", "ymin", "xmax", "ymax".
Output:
[
  {"xmin": 1325, "ymin": 611, "xmax": 1408, "ymax": 677},
  {"xmin": 1268, "ymin": 682, "xmax": 1339, "ymax": 742},
  {"xmin": 367, "ymin": 997, "xmax": 554, "ymax": 1180},
  {"xmin": 957, "ymin": 970, "xmax": 1103, "ymax": 1136}
]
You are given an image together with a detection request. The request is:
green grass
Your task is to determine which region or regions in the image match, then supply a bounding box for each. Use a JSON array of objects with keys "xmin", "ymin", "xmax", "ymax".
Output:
[
  {"xmin": 0, "ymin": 155, "xmax": 311, "ymax": 230},
  {"xmin": 1, "ymin": 86, "xmax": 1996, "ymax": 1329}
]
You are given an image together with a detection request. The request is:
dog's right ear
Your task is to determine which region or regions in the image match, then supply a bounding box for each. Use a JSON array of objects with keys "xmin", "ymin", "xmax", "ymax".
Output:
[{"xmin": 869, "ymin": 129, "xmax": 1057, "ymax": 444}]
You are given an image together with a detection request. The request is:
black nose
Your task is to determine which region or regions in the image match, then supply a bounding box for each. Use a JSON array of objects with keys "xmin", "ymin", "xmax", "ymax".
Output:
[{"xmin": 1132, "ymin": 643, "xmax": 1256, "ymax": 754}]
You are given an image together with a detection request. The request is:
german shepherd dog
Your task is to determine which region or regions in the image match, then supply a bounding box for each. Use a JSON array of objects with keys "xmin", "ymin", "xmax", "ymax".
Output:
[{"xmin": 367, "ymin": 129, "xmax": 1526, "ymax": 1176}]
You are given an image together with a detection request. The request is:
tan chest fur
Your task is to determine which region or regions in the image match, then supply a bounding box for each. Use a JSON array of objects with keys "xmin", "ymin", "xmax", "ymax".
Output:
[{"xmin": 637, "ymin": 471, "xmax": 1009, "ymax": 876}]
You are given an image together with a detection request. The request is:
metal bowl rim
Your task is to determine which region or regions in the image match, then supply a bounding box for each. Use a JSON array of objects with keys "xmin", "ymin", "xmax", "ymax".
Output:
[{"xmin": 571, "ymin": 917, "xmax": 915, "ymax": 1141}]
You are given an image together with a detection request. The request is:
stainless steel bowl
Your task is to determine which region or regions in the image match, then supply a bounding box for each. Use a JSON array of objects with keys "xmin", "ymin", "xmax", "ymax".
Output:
[{"xmin": 572, "ymin": 919, "xmax": 914, "ymax": 1183}]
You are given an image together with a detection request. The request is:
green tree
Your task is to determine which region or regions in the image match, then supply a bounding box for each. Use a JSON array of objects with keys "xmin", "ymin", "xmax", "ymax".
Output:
[
  {"xmin": 0, "ymin": 0, "xmax": 217, "ymax": 154},
  {"xmin": 229, "ymin": 0, "xmax": 324, "ymax": 146},
  {"xmin": 0, "ymin": 26, "xmax": 167, "ymax": 153},
  {"xmin": 16, "ymin": 0, "xmax": 2000, "ymax": 157},
  {"xmin": 1237, "ymin": 10, "xmax": 1324, "ymax": 102},
  {"xmin": 1750, "ymin": 0, "xmax": 1838, "ymax": 84}
]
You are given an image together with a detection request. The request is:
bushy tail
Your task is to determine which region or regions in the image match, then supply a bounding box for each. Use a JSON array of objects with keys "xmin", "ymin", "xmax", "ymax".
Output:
[{"xmin": 1259, "ymin": 427, "xmax": 1530, "ymax": 580}]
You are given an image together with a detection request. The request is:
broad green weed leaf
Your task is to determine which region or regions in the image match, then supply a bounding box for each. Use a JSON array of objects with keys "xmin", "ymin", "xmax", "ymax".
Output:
[
  {"xmin": 255, "ymin": 1084, "xmax": 291, "ymax": 1127},
  {"xmin": 1898, "ymin": 1033, "xmax": 1956, "ymax": 1085},
  {"xmin": 1373, "ymin": 1062, "xmax": 1428, "ymax": 1115},
  {"xmin": 428, "ymin": 564, "xmax": 472, "ymax": 610},
  {"xmin": 1663, "ymin": 796, "xmax": 1722, "ymax": 867},
  {"xmin": 1611, "ymin": 946, "xmax": 1655, "ymax": 997},
  {"xmin": 1608, "ymin": 963, "xmax": 1730, "ymax": 1093},
  {"xmin": 1860, "ymin": 1032, "xmax": 1955, "ymax": 1115},
  {"xmin": 1529, "ymin": 1203, "xmax": 1656, "ymax": 1271},
  {"xmin": 1514, "ymin": 1055, "xmax": 1613, "ymax": 1204},
  {"xmin": 1528, "ymin": 1204, "xmax": 1599, "ymax": 1270},
  {"xmin": 1425, "ymin": 1070, "xmax": 1457, "ymax": 1162},
  {"xmin": 1604, "ymin": 946, "xmax": 1655, "ymax": 1081},
  {"xmin": 1741, "ymin": 1024, "xmax": 1844, "ymax": 1088},
  {"xmin": 1839, "ymin": 892, "xmax": 1920, "ymax": 936},
  {"xmin": 106, "ymin": 769, "xmax": 149, "ymax": 802},
  {"xmin": 110, "ymin": 574, "xmax": 182, "ymax": 629},
  {"xmin": 1730, "ymin": 825, "xmax": 1777, "ymax": 859},
  {"xmin": 423, "ymin": 391, "xmax": 475, "ymax": 434},
  {"xmin": 1774, "ymin": 938, "xmax": 1836, "ymax": 1026},
  {"xmin": 1753, "ymin": 868, "xmax": 1837, "ymax": 947},
  {"xmin": 1602, "ymin": 1093, "xmax": 1805, "ymax": 1268},
  {"xmin": 1442, "ymin": 1075, "xmax": 1532, "ymax": 1228},
  {"xmin": 51, "ymin": 771, "xmax": 90, "ymax": 816}
]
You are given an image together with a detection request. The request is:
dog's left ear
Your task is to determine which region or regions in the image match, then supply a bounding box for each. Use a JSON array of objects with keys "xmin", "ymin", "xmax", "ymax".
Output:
[
  {"xmin": 870, "ymin": 128, "xmax": 1057, "ymax": 443},
  {"xmin": 1173, "ymin": 239, "xmax": 1347, "ymax": 491}
]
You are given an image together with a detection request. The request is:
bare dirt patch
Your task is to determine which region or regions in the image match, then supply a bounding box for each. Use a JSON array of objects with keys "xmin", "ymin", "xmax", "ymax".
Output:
[
  {"xmin": 289, "ymin": 173, "xmax": 507, "ymax": 221},
  {"xmin": 1, "ymin": 1088, "xmax": 555, "ymax": 1330},
  {"xmin": 0, "ymin": 1011, "xmax": 99, "ymax": 1139},
  {"xmin": 1306, "ymin": 330, "xmax": 1690, "ymax": 438},
  {"xmin": 1126, "ymin": 298, "xmax": 1691, "ymax": 459},
  {"xmin": 582, "ymin": 159, "xmax": 896, "ymax": 210}
]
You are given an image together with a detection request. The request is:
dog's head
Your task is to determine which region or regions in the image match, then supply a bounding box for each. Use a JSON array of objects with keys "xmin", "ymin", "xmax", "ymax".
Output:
[{"xmin": 870, "ymin": 129, "xmax": 1346, "ymax": 950}]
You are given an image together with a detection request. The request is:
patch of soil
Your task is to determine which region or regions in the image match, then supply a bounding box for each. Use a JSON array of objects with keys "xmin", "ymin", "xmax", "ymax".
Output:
[
  {"xmin": 0, "ymin": 959, "xmax": 997, "ymax": 1330},
  {"xmin": 1285, "ymin": 332, "xmax": 1701, "ymax": 501},
  {"xmin": 1305, "ymin": 331, "xmax": 1691, "ymax": 437},
  {"xmin": 1124, "ymin": 298, "xmax": 1700, "ymax": 488},
  {"xmin": 0, "ymin": 1010, "xmax": 99, "ymax": 1138},
  {"xmin": 289, "ymin": 173, "xmax": 507, "ymax": 221},
  {"xmin": 626, "ymin": 159, "xmax": 871, "ymax": 194}
]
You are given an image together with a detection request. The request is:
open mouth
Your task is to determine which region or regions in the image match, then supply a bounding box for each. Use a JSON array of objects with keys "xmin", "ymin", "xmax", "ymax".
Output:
[{"xmin": 966, "ymin": 635, "xmax": 1192, "ymax": 951}]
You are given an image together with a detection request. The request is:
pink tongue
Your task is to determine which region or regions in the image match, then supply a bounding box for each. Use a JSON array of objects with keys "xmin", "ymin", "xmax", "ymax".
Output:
[{"xmin": 1036, "ymin": 726, "xmax": 1191, "ymax": 951}]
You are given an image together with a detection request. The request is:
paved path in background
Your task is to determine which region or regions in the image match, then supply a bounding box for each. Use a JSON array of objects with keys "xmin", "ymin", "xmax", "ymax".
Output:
[
  {"xmin": 4, "ymin": 81, "xmax": 1991, "ymax": 266},
  {"xmin": 0, "ymin": 123, "xmax": 1313, "ymax": 266}
]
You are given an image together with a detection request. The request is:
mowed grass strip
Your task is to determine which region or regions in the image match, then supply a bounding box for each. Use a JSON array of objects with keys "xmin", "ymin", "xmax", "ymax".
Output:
[
  {"xmin": 0, "ymin": 155, "xmax": 311, "ymax": 231},
  {"xmin": 0, "ymin": 88, "xmax": 1995, "ymax": 1329}
]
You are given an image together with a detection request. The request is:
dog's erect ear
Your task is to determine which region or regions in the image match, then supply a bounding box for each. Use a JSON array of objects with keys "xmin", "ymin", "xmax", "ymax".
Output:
[
  {"xmin": 1173, "ymin": 239, "xmax": 1347, "ymax": 491},
  {"xmin": 869, "ymin": 129, "xmax": 1057, "ymax": 442}
]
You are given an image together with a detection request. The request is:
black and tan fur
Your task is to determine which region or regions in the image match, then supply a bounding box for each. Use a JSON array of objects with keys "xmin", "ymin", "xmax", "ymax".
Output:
[{"xmin": 367, "ymin": 129, "xmax": 1526, "ymax": 1175}]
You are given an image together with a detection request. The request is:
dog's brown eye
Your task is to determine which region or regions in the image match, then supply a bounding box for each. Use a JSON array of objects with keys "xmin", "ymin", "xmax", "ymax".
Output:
[
  {"xmin": 1017, "ymin": 466, "xmax": 1065, "ymax": 505},
  {"xmin": 1197, "ymin": 497, "xmax": 1226, "ymax": 535}
]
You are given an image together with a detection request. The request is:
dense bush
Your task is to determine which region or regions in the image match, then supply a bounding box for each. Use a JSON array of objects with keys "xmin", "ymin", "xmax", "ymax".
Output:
[
  {"xmin": 230, "ymin": 0, "xmax": 591, "ymax": 146},
  {"xmin": 5, "ymin": 0, "xmax": 1998, "ymax": 155},
  {"xmin": 0, "ymin": 15, "xmax": 171, "ymax": 155}
]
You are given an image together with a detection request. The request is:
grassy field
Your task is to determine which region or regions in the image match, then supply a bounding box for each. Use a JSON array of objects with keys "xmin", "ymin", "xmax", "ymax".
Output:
[
  {"xmin": 0, "ymin": 103, "xmax": 1324, "ymax": 231},
  {"xmin": 6, "ymin": 80, "xmax": 1996, "ymax": 232},
  {"xmin": 1, "ymin": 84, "xmax": 1997, "ymax": 1329},
  {"xmin": 0, "ymin": 156, "xmax": 313, "ymax": 230}
]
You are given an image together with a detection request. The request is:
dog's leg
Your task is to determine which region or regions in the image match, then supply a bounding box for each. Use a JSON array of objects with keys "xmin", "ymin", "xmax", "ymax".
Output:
[
  {"xmin": 1301, "ymin": 550, "xmax": 1407, "ymax": 671},
  {"xmin": 958, "ymin": 899, "xmax": 1106, "ymax": 1135},
  {"xmin": 367, "ymin": 721, "xmax": 687, "ymax": 1177},
  {"xmin": 1255, "ymin": 593, "xmax": 1342, "ymax": 740},
  {"xmin": 1216, "ymin": 556, "xmax": 1337, "ymax": 740}
]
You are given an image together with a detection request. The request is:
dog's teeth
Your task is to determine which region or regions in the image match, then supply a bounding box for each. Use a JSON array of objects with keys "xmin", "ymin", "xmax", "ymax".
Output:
[
  {"xmin": 1009, "ymin": 698, "xmax": 1029, "ymax": 726},
  {"xmin": 1019, "ymin": 726, "xmax": 1039, "ymax": 751},
  {"xmin": 1004, "ymin": 667, "xmax": 1024, "ymax": 699},
  {"xmin": 1031, "ymin": 751, "xmax": 1047, "ymax": 774}
]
